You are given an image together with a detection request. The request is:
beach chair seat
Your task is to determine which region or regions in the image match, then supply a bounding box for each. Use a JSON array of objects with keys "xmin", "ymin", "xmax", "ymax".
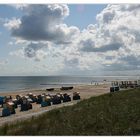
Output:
[
  {"xmin": 36, "ymin": 95, "xmax": 42, "ymax": 104},
  {"xmin": 30, "ymin": 96, "xmax": 37, "ymax": 103},
  {"xmin": 110, "ymin": 86, "xmax": 120, "ymax": 93},
  {"xmin": 16, "ymin": 96, "xmax": 23, "ymax": 105},
  {"xmin": 73, "ymin": 92, "xmax": 80, "ymax": 100},
  {"xmin": 73, "ymin": 95, "xmax": 80, "ymax": 100},
  {"xmin": 63, "ymin": 95, "xmax": 71, "ymax": 102},
  {"xmin": 28, "ymin": 93, "xmax": 36, "ymax": 102},
  {"xmin": 52, "ymin": 100, "xmax": 61, "ymax": 105},
  {"xmin": 17, "ymin": 99, "xmax": 22, "ymax": 105},
  {"xmin": 20, "ymin": 104, "xmax": 28, "ymax": 111},
  {"xmin": 6, "ymin": 102, "xmax": 16, "ymax": 114},
  {"xmin": 2, "ymin": 108, "xmax": 11, "ymax": 117},
  {"xmin": 41, "ymin": 101, "xmax": 51, "ymax": 107},
  {"xmin": 0, "ymin": 96, "xmax": 4, "ymax": 105},
  {"xmin": 52, "ymin": 96, "xmax": 61, "ymax": 105}
]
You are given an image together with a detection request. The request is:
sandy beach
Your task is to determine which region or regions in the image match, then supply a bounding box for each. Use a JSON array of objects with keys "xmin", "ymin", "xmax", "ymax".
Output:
[{"xmin": 0, "ymin": 84, "xmax": 110, "ymax": 126}]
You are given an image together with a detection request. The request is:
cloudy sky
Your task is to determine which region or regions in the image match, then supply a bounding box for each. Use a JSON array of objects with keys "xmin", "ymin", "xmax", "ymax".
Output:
[{"xmin": 0, "ymin": 4, "xmax": 140, "ymax": 76}]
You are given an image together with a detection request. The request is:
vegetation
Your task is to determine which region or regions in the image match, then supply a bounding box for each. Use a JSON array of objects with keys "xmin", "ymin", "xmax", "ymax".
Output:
[{"xmin": 0, "ymin": 88, "xmax": 140, "ymax": 135}]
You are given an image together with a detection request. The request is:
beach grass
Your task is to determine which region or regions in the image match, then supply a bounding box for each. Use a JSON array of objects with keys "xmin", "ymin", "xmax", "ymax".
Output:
[{"xmin": 0, "ymin": 88, "xmax": 140, "ymax": 135}]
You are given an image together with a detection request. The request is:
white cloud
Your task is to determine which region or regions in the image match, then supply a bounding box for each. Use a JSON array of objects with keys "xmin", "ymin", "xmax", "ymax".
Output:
[
  {"xmin": 4, "ymin": 18, "xmax": 21, "ymax": 30},
  {"xmin": 7, "ymin": 4, "xmax": 140, "ymax": 75},
  {"xmin": 9, "ymin": 48, "xmax": 25, "ymax": 58},
  {"xmin": 34, "ymin": 50, "xmax": 48, "ymax": 61},
  {"xmin": 76, "ymin": 4, "xmax": 140, "ymax": 73},
  {"xmin": 6, "ymin": 4, "xmax": 80, "ymax": 44},
  {"xmin": 10, "ymin": 42, "xmax": 50, "ymax": 61}
]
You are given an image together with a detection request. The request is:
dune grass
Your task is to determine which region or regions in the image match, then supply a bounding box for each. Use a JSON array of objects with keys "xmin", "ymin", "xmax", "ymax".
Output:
[{"xmin": 0, "ymin": 88, "xmax": 140, "ymax": 135}]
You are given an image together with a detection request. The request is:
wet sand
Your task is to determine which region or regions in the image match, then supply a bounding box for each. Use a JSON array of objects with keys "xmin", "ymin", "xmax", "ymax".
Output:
[{"xmin": 0, "ymin": 84, "xmax": 110, "ymax": 126}]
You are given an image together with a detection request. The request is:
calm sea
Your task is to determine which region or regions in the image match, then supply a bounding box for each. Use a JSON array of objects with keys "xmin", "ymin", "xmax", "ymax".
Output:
[{"xmin": 0, "ymin": 76, "xmax": 138, "ymax": 93}]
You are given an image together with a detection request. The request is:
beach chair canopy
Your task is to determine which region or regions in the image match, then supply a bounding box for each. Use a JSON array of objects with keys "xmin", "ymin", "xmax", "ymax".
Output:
[
  {"xmin": 46, "ymin": 96, "xmax": 51, "ymax": 99},
  {"xmin": 7, "ymin": 102, "xmax": 14, "ymax": 106},
  {"xmin": 73, "ymin": 92, "xmax": 79, "ymax": 95},
  {"xmin": 25, "ymin": 96, "xmax": 29, "ymax": 99},
  {"xmin": 27, "ymin": 98, "xmax": 32, "ymax": 102},
  {"xmin": 12, "ymin": 99, "xmax": 17, "ymax": 101}
]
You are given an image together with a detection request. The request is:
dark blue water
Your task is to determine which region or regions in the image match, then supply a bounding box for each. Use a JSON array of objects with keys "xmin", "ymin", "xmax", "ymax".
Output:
[{"xmin": 0, "ymin": 76, "xmax": 138, "ymax": 93}]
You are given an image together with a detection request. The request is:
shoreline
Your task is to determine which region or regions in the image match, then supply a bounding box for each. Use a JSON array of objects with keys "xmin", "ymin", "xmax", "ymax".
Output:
[
  {"xmin": 0, "ymin": 84, "xmax": 110, "ymax": 126},
  {"xmin": 0, "ymin": 83, "xmax": 88, "ymax": 94},
  {"xmin": 0, "ymin": 83, "xmax": 108, "ymax": 96}
]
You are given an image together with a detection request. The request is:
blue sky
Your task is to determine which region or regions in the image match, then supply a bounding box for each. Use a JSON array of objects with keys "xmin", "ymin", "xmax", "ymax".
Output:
[
  {"xmin": 0, "ymin": 4, "xmax": 140, "ymax": 76},
  {"xmin": 65, "ymin": 5, "xmax": 107, "ymax": 29}
]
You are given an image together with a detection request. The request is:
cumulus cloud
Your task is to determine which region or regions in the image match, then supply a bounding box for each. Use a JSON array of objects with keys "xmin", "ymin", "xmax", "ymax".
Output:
[
  {"xmin": 24, "ymin": 43, "xmax": 45, "ymax": 58},
  {"xmin": 9, "ymin": 49, "xmax": 24, "ymax": 58},
  {"xmin": 103, "ymin": 52, "xmax": 140, "ymax": 72},
  {"xmin": 10, "ymin": 42, "xmax": 49, "ymax": 61},
  {"xmin": 4, "ymin": 18, "xmax": 21, "ymax": 30},
  {"xmin": 79, "ymin": 38, "xmax": 122, "ymax": 52},
  {"xmin": 76, "ymin": 4, "xmax": 140, "ymax": 73},
  {"xmin": 6, "ymin": 4, "xmax": 80, "ymax": 44},
  {"xmin": 6, "ymin": 4, "xmax": 140, "ymax": 74}
]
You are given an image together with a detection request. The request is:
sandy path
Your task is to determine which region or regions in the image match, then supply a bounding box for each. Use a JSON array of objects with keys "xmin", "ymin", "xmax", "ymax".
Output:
[
  {"xmin": 0, "ymin": 101, "xmax": 79, "ymax": 126},
  {"xmin": 0, "ymin": 84, "xmax": 110, "ymax": 126}
]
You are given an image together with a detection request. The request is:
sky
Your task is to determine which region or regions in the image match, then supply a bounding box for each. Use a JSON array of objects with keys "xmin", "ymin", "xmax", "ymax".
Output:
[{"xmin": 0, "ymin": 4, "xmax": 140, "ymax": 76}]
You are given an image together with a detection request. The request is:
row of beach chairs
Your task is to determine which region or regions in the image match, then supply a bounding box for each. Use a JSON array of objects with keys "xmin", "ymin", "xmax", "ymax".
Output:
[{"xmin": 0, "ymin": 92, "xmax": 80, "ymax": 117}]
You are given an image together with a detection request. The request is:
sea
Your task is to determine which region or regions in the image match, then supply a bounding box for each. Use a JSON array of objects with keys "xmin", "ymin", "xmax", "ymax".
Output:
[{"xmin": 0, "ymin": 76, "xmax": 139, "ymax": 93}]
